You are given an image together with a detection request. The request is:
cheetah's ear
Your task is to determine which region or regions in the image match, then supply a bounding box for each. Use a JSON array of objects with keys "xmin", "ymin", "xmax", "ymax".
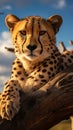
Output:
[
  {"xmin": 47, "ymin": 15, "xmax": 63, "ymax": 34},
  {"xmin": 5, "ymin": 14, "xmax": 20, "ymax": 31}
]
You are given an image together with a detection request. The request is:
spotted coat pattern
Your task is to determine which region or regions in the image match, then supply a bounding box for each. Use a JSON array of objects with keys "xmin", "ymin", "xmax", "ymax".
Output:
[{"xmin": 0, "ymin": 14, "xmax": 73, "ymax": 120}]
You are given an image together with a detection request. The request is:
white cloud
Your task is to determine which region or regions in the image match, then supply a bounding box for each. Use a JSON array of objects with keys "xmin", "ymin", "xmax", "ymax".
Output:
[
  {"xmin": 0, "ymin": 31, "xmax": 14, "ymax": 58},
  {"xmin": 0, "ymin": 0, "xmax": 67, "ymax": 10},
  {"xmin": 0, "ymin": 31, "xmax": 15, "ymax": 57},
  {"xmin": 39, "ymin": 0, "xmax": 67, "ymax": 9},
  {"xmin": 58, "ymin": 0, "xmax": 66, "ymax": 8},
  {"xmin": 53, "ymin": 0, "xmax": 66, "ymax": 9},
  {"xmin": 1, "ymin": 31, "xmax": 11, "ymax": 40},
  {"xmin": 0, "ymin": 76, "xmax": 9, "ymax": 92},
  {"xmin": 0, "ymin": 76, "xmax": 9, "ymax": 83},
  {"xmin": 0, "ymin": 31, "xmax": 15, "ymax": 91},
  {"xmin": 66, "ymin": 46, "xmax": 73, "ymax": 50},
  {"xmin": 0, "ymin": 5, "xmax": 12, "ymax": 10},
  {"xmin": 4, "ymin": 5, "xmax": 12, "ymax": 10},
  {"xmin": 0, "ymin": 65, "xmax": 10, "ymax": 73}
]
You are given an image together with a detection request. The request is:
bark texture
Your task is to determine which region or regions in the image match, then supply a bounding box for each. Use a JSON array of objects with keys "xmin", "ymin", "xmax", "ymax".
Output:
[{"xmin": 0, "ymin": 64, "xmax": 73, "ymax": 130}]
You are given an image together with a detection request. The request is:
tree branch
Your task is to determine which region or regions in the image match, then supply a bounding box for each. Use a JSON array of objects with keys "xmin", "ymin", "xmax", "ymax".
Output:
[
  {"xmin": 0, "ymin": 64, "xmax": 73, "ymax": 130},
  {"xmin": 5, "ymin": 47, "xmax": 14, "ymax": 53},
  {"xmin": 59, "ymin": 41, "xmax": 67, "ymax": 52}
]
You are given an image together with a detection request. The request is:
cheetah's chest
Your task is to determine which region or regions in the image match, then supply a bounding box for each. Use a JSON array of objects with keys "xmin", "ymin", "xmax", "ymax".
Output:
[{"xmin": 11, "ymin": 55, "xmax": 61, "ymax": 91}]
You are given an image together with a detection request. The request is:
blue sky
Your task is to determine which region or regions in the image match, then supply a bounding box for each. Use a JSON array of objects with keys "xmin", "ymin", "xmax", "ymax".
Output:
[
  {"xmin": 0, "ymin": 0, "xmax": 73, "ymax": 90},
  {"xmin": 0, "ymin": 0, "xmax": 73, "ymax": 45}
]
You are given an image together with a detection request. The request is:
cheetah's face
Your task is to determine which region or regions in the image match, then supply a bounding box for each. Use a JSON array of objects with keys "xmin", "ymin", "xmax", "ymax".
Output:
[{"xmin": 5, "ymin": 14, "xmax": 62, "ymax": 62}]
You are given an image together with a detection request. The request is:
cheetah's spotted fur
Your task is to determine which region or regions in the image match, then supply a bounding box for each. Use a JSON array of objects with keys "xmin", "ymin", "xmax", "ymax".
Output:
[{"xmin": 0, "ymin": 14, "xmax": 73, "ymax": 120}]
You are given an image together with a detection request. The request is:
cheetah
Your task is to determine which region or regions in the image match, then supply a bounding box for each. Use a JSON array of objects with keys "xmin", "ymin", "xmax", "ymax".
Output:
[{"xmin": 0, "ymin": 14, "xmax": 73, "ymax": 120}]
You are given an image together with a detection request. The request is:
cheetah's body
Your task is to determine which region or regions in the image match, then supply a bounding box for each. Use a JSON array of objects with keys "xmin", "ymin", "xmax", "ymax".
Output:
[{"xmin": 0, "ymin": 14, "xmax": 73, "ymax": 120}]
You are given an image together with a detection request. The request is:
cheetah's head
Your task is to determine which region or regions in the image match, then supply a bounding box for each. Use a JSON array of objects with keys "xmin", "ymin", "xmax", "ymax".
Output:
[{"xmin": 5, "ymin": 14, "xmax": 62, "ymax": 63}]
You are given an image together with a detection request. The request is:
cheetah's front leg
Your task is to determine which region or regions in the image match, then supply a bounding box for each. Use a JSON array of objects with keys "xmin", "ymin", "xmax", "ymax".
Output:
[{"xmin": 0, "ymin": 79, "xmax": 21, "ymax": 120}]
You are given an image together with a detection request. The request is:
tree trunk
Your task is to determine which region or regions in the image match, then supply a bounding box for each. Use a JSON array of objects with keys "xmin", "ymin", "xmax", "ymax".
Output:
[{"xmin": 0, "ymin": 64, "xmax": 73, "ymax": 130}]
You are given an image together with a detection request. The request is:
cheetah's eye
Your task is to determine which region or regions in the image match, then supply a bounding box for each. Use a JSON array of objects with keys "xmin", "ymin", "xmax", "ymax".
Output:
[
  {"xmin": 20, "ymin": 30, "xmax": 26, "ymax": 35},
  {"xmin": 39, "ymin": 31, "xmax": 46, "ymax": 36}
]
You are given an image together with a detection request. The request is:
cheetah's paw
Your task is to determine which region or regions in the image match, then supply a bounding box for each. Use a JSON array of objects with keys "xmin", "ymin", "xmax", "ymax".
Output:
[{"xmin": 0, "ymin": 97, "xmax": 20, "ymax": 120}]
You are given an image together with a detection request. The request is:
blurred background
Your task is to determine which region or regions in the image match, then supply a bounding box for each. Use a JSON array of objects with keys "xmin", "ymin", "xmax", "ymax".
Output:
[{"xmin": 0, "ymin": 0, "xmax": 73, "ymax": 129}]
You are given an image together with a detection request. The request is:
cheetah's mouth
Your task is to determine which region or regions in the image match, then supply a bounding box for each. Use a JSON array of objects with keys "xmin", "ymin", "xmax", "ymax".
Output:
[
  {"xmin": 22, "ymin": 52, "xmax": 38, "ymax": 61},
  {"xmin": 27, "ymin": 53, "xmax": 37, "ymax": 60},
  {"xmin": 28, "ymin": 53, "xmax": 37, "ymax": 57}
]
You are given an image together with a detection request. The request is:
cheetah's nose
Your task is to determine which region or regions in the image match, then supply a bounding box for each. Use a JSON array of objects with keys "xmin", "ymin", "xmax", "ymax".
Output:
[{"xmin": 27, "ymin": 44, "xmax": 37, "ymax": 51}]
